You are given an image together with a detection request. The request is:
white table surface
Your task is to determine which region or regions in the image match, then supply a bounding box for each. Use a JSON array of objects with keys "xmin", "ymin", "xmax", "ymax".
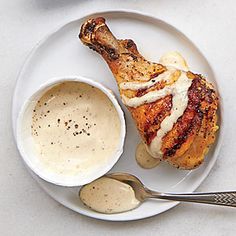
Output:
[{"xmin": 1, "ymin": 0, "xmax": 236, "ymax": 235}]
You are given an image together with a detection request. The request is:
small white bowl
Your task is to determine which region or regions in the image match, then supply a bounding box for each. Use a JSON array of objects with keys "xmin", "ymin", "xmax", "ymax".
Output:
[{"xmin": 16, "ymin": 76, "xmax": 126, "ymax": 187}]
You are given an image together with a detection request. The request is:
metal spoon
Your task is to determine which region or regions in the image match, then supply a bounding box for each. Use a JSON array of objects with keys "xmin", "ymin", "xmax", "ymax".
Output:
[{"xmin": 106, "ymin": 172, "xmax": 236, "ymax": 207}]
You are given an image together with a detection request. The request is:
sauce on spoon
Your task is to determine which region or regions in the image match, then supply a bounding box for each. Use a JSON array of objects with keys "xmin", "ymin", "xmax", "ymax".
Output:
[{"xmin": 79, "ymin": 177, "xmax": 140, "ymax": 214}]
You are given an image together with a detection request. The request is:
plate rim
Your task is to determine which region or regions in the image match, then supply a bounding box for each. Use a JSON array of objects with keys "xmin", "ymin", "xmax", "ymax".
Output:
[{"xmin": 11, "ymin": 8, "xmax": 225, "ymax": 221}]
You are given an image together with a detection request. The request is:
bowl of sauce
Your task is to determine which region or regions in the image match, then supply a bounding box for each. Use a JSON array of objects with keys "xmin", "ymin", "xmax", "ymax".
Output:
[{"xmin": 16, "ymin": 76, "xmax": 126, "ymax": 186}]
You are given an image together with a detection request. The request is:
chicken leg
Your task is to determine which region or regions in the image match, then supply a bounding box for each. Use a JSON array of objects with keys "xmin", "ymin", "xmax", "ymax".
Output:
[{"xmin": 79, "ymin": 17, "xmax": 219, "ymax": 170}]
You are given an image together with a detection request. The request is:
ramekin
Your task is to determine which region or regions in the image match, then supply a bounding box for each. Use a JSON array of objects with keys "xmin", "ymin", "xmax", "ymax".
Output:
[{"xmin": 16, "ymin": 76, "xmax": 126, "ymax": 187}]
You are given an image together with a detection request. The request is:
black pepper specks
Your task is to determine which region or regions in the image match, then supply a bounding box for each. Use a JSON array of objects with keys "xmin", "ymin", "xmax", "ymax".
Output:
[{"xmin": 31, "ymin": 82, "xmax": 121, "ymax": 160}]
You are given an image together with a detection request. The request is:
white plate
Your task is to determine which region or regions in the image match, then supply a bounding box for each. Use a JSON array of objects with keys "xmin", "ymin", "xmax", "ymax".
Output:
[{"xmin": 12, "ymin": 10, "xmax": 223, "ymax": 221}]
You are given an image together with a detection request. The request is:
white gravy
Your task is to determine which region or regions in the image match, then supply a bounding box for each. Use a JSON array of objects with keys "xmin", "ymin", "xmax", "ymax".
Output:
[
  {"xmin": 159, "ymin": 51, "xmax": 189, "ymax": 71},
  {"xmin": 135, "ymin": 142, "xmax": 161, "ymax": 169},
  {"xmin": 119, "ymin": 69, "xmax": 175, "ymax": 91},
  {"xmin": 148, "ymin": 72, "xmax": 192, "ymax": 158},
  {"xmin": 31, "ymin": 82, "xmax": 121, "ymax": 176},
  {"xmin": 79, "ymin": 177, "xmax": 140, "ymax": 214},
  {"xmin": 121, "ymin": 52, "xmax": 192, "ymax": 159}
]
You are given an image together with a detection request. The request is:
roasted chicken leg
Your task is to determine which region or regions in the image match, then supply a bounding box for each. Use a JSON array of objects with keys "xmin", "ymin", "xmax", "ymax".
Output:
[{"xmin": 79, "ymin": 17, "xmax": 219, "ymax": 170}]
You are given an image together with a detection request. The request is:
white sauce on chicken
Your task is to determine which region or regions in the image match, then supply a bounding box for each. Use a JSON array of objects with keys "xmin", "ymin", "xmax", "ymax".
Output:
[
  {"xmin": 148, "ymin": 72, "xmax": 192, "ymax": 158},
  {"xmin": 119, "ymin": 69, "xmax": 175, "ymax": 91},
  {"xmin": 159, "ymin": 51, "xmax": 189, "ymax": 71},
  {"xmin": 120, "ymin": 52, "xmax": 192, "ymax": 159}
]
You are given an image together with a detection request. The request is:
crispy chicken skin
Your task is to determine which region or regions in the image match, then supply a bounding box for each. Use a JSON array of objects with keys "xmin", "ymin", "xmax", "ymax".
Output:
[{"xmin": 79, "ymin": 17, "xmax": 219, "ymax": 170}]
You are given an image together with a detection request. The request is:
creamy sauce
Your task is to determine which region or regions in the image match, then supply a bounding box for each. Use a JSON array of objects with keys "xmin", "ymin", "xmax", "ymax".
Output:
[
  {"xmin": 121, "ymin": 71, "xmax": 191, "ymax": 109},
  {"xmin": 122, "ymin": 82, "xmax": 172, "ymax": 108},
  {"xmin": 31, "ymin": 82, "xmax": 121, "ymax": 176},
  {"xmin": 79, "ymin": 177, "xmax": 140, "ymax": 214},
  {"xmin": 149, "ymin": 72, "xmax": 192, "ymax": 158},
  {"xmin": 159, "ymin": 51, "xmax": 189, "ymax": 71},
  {"xmin": 121, "ymin": 52, "xmax": 192, "ymax": 159},
  {"xmin": 119, "ymin": 69, "xmax": 175, "ymax": 91},
  {"xmin": 119, "ymin": 51, "xmax": 188, "ymax": 91},
  {"xmin": 135, "ymin": 142, "xmax": 160, "ymax": 169}
]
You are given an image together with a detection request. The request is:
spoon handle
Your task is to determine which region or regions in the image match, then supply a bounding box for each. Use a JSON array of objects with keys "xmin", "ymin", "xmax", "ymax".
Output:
[{"xmin": 150, "ymin": 191, "xmax": 236, "ymax": 207}]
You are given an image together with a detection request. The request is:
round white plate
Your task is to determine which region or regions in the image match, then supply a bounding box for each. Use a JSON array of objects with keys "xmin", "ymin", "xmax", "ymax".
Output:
[{"xmin": 12, "ymin": 10, "xmax": 223, "ymax": 221}]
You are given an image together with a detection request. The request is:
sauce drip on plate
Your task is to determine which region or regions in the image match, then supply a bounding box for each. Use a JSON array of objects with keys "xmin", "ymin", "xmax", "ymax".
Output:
[{"xmin": 135, "ymin": 142, "xmax": 160, "ymax": 169}]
